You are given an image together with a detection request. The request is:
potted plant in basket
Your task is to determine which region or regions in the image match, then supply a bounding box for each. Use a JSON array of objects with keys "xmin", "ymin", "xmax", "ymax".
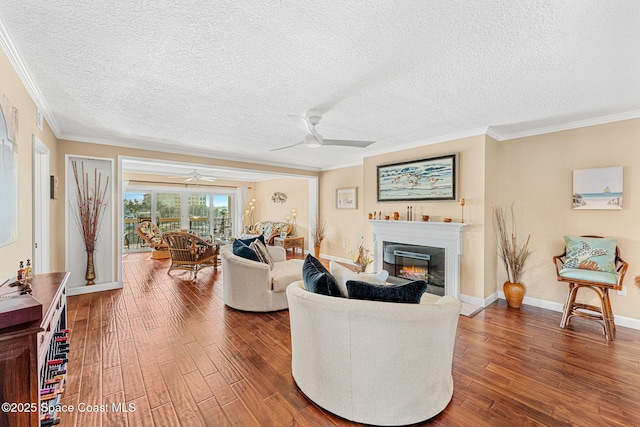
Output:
[{"xmin": 493, "ymin": 204, "xmax": 532, "ymax": 308}]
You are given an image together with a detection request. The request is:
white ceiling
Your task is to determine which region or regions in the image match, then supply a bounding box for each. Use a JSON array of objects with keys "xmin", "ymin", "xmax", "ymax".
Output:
[{"xmin": 1, "ymin": 1, "xmax": 639, "ymax": 171}]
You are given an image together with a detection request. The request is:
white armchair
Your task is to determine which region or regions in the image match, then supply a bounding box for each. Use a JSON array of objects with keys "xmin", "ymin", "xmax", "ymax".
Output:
[
  {"xmin": 286, "ymin": 280, "xmax": 462, "ymax": 426},
  {"xmin": 220, "ymin": 244, "xmax": 303, "ymax": 312}
]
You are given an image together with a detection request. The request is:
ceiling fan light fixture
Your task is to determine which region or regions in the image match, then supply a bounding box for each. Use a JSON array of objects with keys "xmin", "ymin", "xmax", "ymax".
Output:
[{"xmin": 304, "ymin": 133, "xmax": 322, "ymax": 148}]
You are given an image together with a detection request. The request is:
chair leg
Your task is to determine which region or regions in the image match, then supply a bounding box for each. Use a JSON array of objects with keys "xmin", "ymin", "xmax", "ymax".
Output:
[
  {"xmin": 601, "ymin": 289, "xmax": 615, "ymax": 341},
  {"xmin": 560, "ymin": 283, "xmax": 578, "ymax": 329}
]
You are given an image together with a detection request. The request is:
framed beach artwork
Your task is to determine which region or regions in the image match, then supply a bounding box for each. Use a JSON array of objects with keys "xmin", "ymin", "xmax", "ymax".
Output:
[
  {"xmin": 573, "ymin": 166, "xmax": 623, "ymax": 210},
  {"xmin": 377, "ymin": 153, "xmax": 457, "ymax": 202},
  {"xmin": 336, "ymin": 187, "xmax": 357, "ymax": 209}
]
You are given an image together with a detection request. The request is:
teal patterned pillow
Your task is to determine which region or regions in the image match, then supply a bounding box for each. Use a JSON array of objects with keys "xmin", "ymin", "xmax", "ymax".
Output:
[
  {"xmin": 262, "ymin": 223, "xmax": 274, "ymax": 240},
  {"xmin": 563, "ymin": 236, "xmax": 617, "ymax": 273}
]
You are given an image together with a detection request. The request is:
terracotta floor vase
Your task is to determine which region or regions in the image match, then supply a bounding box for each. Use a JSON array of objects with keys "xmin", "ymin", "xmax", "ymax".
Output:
[{"xmin": 503, "ymin": 281, "xmax": 525, "ymax": 308}]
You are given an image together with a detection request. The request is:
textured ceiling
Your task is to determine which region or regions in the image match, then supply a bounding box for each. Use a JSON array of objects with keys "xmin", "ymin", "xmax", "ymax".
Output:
[{"xmin": 1, "ymin": 1, "xmax": 639, "ymax": 170}]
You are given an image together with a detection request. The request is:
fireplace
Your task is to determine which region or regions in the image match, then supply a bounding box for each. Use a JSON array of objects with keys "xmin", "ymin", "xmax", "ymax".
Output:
[
  {"xmin": 371, "ymin": 220, "xmax": 468, "ymax": 298},
  {"xmin": 383, "ymin": 242, "xmax": 445, "ymax": 296}
]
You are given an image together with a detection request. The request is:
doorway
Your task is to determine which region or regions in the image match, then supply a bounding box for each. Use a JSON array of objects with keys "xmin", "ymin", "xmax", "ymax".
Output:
[{"xmin": 33, "ymin": 135, "xmax": 50, "ymax": 273}]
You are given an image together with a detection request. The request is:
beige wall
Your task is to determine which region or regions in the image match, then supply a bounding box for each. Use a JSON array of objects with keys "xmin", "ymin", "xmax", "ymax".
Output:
[
  {"xmin": 495, "ymin": 118, "xmax": 640, "ymax": 318},
  {"xmin": 254, "ymin": 177, "xmax": 310, "ymax": 249},
  {"xmin": 319, "ymin": 165, "xmax": 365, "ymax": 259},
  {"xmin": 0, "ymin": 47, "xmax": 58, "ymax": 280}
]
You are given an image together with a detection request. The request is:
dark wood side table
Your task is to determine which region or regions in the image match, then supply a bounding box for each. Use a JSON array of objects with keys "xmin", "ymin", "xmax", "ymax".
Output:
[{"xmin": 274, "ymin": 236, "xmax": 305, "ymax": 257}]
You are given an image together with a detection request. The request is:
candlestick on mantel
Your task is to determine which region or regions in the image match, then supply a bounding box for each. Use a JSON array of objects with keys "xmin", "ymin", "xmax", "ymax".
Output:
[{"xmin": 460, "ymin": 198, "xmax": 466, "ymax": 223}]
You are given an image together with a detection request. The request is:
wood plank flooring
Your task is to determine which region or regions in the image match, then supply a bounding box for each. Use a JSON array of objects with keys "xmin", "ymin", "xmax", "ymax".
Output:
[{"xmin": 59, "ymin": 252, "xmax": 640, "ymax": 426}]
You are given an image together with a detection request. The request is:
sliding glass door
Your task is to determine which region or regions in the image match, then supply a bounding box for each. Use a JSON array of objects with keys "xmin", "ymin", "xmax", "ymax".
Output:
[
  {"xmin": 156, "ymin": 193, "xmax": 182, "ymax": 232},
  {"xmin": 123, "ymin": 188, "xmax": 234, "ymax": 252},
  {"xmin": 212, "ymin": 195, "xmax": 233, "ymax": 240},
  {"xmin": 189, "ymin": 194, "xmax": 210, "ymax": 238},
  {"xmin": 123, "ymin": 191, "xmax": 151, "ymax": 250}
]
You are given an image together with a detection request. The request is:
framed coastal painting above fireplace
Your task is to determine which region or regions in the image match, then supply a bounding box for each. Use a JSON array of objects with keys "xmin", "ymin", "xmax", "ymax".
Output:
[{"xmin": 377, "ymin": 153, "xmax": 457, "ymax": 202}]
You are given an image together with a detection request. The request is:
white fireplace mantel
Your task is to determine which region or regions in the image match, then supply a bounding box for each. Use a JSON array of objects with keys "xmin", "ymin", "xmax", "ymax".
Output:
[{"xmin": 370, "ymin": 220, "xmax": 469, "ymax": 298}]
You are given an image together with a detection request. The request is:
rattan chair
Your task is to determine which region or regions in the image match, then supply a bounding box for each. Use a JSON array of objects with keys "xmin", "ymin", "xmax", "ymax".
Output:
[
  {"xmin": 135, "ymin": 221, "xmax": 170, "ymax": 259},
  {"xmin": 164, "ymin": 231, "xmax": 220, "ymax": 280},
  {"xmin": 553, "ymin": 235, "xmax": 628, "ymax": 340}
]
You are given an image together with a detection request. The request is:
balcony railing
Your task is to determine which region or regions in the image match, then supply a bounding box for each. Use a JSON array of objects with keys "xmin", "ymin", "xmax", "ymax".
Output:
[{"xmin": 123, "ymin": 217, "xmax": 233, "ymax": 251}]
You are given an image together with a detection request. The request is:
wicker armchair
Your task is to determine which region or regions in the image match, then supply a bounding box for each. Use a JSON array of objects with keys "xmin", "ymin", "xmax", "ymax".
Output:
[
  {"xmin": 135, "ymin": 221, "xmax": 170, "ymax": 259},
  {"xmin": 163, "ymin": 231, "xmax": 220, "ymax": 280}
]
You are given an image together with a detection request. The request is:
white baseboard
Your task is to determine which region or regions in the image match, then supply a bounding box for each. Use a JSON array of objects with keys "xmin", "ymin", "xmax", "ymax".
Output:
[
  {"xmin": 319, "ymin": 253, "xmax": 355, "ymax": 266},
  {"xmin": 67, "ymin": 281, "xmax": 123, "ymax": 296},
  {"xmin": 478, "ymin": 291, "xmax": 640, "ymax": 332}
]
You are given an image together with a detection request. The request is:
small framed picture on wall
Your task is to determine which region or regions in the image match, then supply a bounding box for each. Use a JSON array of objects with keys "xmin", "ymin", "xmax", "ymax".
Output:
[{"xmin": 336, "ymin": 187, "xmax": 357, "ymax": 209}]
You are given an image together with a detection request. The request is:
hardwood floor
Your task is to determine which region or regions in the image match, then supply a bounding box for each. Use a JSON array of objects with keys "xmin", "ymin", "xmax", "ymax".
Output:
[{"xmin": 59, "ymin": 252, "xmax": 640, "ymax": 426}]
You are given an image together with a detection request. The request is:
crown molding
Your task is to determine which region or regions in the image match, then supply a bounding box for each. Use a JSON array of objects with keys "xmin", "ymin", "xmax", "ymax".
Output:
[
  {"xmin": 59, "ymin": 133, "xmax": 323, "ymax": 173},
  {"xmin": 359, "ymin": 127, "xmax": 489, "ymax": 160},
  {"xmin": 488, "ymin": 110, "xmax": 640, "ymax": 141},
  {"xmin": 0, "ymin": 15, "xmax": 62, "ymax": 135}
]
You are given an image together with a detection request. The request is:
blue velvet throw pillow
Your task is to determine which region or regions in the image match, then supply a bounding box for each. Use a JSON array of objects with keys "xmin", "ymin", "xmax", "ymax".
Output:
[
  {"xmin": 302, "ymin": 255, "xmax": 342, "ymax": 297},
  {"xmin": 237, "ymin": 234, "xmax": 266, "ymax": 246},
  {"xmin": 346, "ymin": 280, "xmax": 428, "ymax": 304},
  {"xmin": 232, "ymin": 239, "xmax": 260, "ymax": 263}
]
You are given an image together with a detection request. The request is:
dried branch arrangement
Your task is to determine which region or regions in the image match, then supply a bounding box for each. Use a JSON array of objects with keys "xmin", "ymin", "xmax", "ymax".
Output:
[
  {"xmin": 493, "ymin": 204, "xmax": 531, "ymax": 284},
  {"xmin": 71, "ymin": 161, "xmax": 111, "ymax": 252},
  {"xmin": 312, "ymin": 219, "xmax": 327, "ymax": 247},
  {"xmin": 352, "ymin": 239, "xmax": 372, "ymax": 273}
]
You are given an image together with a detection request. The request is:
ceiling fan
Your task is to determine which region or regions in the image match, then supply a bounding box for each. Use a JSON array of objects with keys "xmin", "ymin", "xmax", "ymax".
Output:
[
  {"xmin": 271, "ymin": 110, "xmax": 375, "ymax": 152},
  {"xmin": 167, "ymin": 169, "xmax": 217, "ymax": 182}
]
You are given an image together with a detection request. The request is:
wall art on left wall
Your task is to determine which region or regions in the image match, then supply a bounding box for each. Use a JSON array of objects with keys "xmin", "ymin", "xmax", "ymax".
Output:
[{"xmin": 0, "ymin": 93, "xmax": 19, "ymax": 247}]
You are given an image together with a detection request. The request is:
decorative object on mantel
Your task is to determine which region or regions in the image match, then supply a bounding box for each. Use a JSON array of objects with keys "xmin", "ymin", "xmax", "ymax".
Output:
[
  {"xmin": 71, "ymin": 161, "xmax": 111, "ymax": 286},
  {"xmin": 393, "ymin": 211, "xmax": 400, "ymax": 220},
  {"xmin": 460, "ymin": 198, "xmax": 466, "ymax": 223},
  {"xmin": 271, "ymin": 192, "xmax": 287, "ymax": 204},
  {"xmin": 351, "ymin": 238, "xmax": 372, "ymax": 273},
  {"xmin": 377, "ymin": 153, "xmax": 457, "ymax": 201},
  {"xmin": 312, "ymin": 218, "xmax": 327, "ymax": 258},
  {"xmin": 422, "ymin": 215, "xmax": 430, "ymax": 222},
  {"xmin": 493, "ymin": 204, "xmax": 532, "ymax": 308},
  {"xmin": 406, "ymin": 206, "xmax": 414, "ymax": 221},
  {"xmin": 443, "ymin": 218, "xmax": 452, "ymax": 223}
]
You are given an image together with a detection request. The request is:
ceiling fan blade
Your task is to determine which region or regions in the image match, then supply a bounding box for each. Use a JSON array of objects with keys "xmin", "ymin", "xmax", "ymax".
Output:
[
  {"xmin": 201, "ymin": 177, "xmax": 217, "ymax": 182},
  {"xmin": 270, "ymin": 140, "xmax": 305, "ymax": 152},
  {"xmin": 287, "ymin": 114, "xmax": 312, "ymax": 133},
  {"xmin": 322, "ymin": 139, "xmax": 375, "ymax": 148}
]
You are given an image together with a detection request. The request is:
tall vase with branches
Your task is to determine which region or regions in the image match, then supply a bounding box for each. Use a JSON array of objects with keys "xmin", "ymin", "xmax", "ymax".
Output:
[
  {"xmin": 312, "ymin": 218, "xmax": 326, "ymax": 258},
  {"xmin": 493, "ymin": 204, "xmax": 532, "ymax": 308},
  {"xmin": 71, "ymin": 161, "xmax": 111, "ymax": 285}
]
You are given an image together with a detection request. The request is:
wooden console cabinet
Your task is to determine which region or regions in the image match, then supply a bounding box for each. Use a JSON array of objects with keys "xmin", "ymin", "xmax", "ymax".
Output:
[{"xmin": 0, "ymin": 272, "xmax": 69, "ymax": 427}]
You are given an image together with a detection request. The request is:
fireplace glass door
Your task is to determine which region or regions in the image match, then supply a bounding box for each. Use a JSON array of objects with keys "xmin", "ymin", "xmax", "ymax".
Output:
[{"xmin": 383, "ymin": 242, "xmax": 445, "ymax": 296}]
